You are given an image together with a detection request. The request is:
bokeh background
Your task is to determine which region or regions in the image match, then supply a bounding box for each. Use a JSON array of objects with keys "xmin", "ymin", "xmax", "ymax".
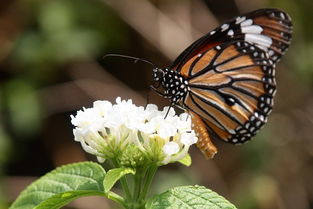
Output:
[{"xmin": 0, "ymin": 0, "xmax": 312, "ymax": 208}]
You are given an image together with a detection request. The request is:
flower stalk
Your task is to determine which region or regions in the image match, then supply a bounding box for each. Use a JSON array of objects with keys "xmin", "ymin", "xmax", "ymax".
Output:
[
  {"xmin": 120, "ymin": 165, "xmax": 158, "ymax": 209},
  {"xmin": 140, "ymin": 165, "xmax": 158, "ymax": 201},
  {"xmin": 111, "ymin": 159, "xmax": 132, "ymax": 203}
]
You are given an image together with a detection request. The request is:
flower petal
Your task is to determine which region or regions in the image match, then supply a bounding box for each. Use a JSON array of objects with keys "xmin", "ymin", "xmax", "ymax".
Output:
[{"xmin": 163, "ymin": 142, "xmax": 180, "ymax": 155}]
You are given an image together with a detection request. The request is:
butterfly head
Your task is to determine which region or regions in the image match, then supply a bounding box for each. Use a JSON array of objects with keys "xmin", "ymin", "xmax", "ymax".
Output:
[
  {"xmin": 152, "ymin": 68, "xmax": 189, "ymax": 104},
  {"xmin": 152, "ymin": 68, "xmax": 164, "ymax": 83}
]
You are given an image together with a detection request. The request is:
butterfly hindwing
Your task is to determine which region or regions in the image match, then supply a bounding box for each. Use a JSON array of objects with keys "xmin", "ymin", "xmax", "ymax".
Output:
[{"xmin": 183, "ymin": 40, "xmax": 275, "ymax": 144}]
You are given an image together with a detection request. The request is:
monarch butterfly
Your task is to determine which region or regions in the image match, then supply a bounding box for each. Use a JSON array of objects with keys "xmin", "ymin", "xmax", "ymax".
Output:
[{"xmin": 150, "ymin": 8, "xmax": 293, "ymax": 158}]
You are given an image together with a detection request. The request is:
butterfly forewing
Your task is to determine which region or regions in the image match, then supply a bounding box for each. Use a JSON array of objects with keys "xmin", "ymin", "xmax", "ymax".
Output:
[
  {"xmin": 171, "ymin": 8, "xmax": 292, "ymax": 71},
  {"xmin": 184, "ymin": 41, "xmax": 275, "ymax": 144}
]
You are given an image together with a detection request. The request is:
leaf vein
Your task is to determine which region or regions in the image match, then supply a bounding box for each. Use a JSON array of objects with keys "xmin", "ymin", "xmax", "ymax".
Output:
[
  {"xmin": 43, "ymin": 179, "xmax": 74, "ymax": 190},
  {"xmin": 56, "ymin": 172, "xmax": 100, "ymax": 185}
]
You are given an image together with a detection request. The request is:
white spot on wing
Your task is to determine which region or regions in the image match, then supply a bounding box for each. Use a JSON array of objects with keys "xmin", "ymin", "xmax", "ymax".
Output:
[
  {"xmin": 240, "ymin": 19, "xmax": 253, "ymax": 27},
  {"xmin": 245, "ymin": 34, "xmax": 272, "ymax": 49},
  {"xmin": 240, "ymin": 129, "xmax": 247, "ymax": 134},
  {"xmin": 221, "ymin": 24, "xmax": 229, "ymax": 32},
  {"xmin": 253, "ymin": 52, "xmax": 258, "ymax": 57},
  {"xmin": 259, "ymin": 115, "xmax": 265, "ymax": 122},
  {"xmin": 227, "ymin": 29, "xmax": 234, "ymax": 36},
  {"xmin": 241, "ymin": 25, "xmax": 263, "ymax": 34},
  {"xmin": 229, "ymin": 129, "xmax": 236, "ymax": 134},
  {"xmin": 268, "ymin": 50, "xmax": 274, "ymax": 56},
  {"xmin": 235, "ymin": 16, "xmax": 246, "ymax": 24},
  {"xmin": 269, "ymin": 88, "xmax": 274, "ymax": 94}
]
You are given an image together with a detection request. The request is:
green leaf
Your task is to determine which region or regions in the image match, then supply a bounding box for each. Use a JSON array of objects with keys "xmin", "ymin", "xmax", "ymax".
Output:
[
  {"xmin": 34, "ymin": 191, "xmax": 105, "ymax": 209},
  {"xmin": 9, "ymin": 162, "xmax": 106, "ymax": 209},
  {"xmin": 178, "ymin": 154, "xmax": 192, "ymax": 167},
  {"xmin": 103, "ymin": 167, "xmax": 135, "ymax": 193},
  {"xmin": 146, "ymin": 185, "xmax": 237, "ymax": 209}
]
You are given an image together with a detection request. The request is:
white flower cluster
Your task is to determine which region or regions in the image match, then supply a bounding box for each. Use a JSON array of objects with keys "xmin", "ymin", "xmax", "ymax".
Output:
[{"xmin": 71, "ymin": 97, "xmax": 198, "ymax": 165}]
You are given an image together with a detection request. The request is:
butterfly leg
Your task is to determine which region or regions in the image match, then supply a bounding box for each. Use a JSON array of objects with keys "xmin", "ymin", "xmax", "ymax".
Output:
[
  {"xmin": 150, "ymin": 85, "xmax": 174, "ymax": 118},
  {"xmin": 174, "ymin": 104, "xmax": 186, "ymax": 111},
  {"xmin": 188, "ymin": 111, "xmax": 218, "ymax": 159},
  {"xmin": 164, "ymin": 104, "xmax": 174, "ymax": 119}
]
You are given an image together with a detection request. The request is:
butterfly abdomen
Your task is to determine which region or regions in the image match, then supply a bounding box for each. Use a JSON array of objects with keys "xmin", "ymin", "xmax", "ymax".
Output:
[{"xmin": 190, "ymin": 111, "xmax": 217, "ymax": 158}]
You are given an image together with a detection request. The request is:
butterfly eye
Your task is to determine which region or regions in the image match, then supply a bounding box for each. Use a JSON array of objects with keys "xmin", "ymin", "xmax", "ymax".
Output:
[{"xmin": 152, "ymin": 68, "xmax": 162, "ymax": 80}]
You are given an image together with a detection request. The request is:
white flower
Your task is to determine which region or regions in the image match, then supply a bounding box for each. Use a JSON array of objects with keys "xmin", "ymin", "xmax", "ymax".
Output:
[
  {"xmin": 70, "ymin": 97, "xmax": 198, "ymax": 166},
  {"xmin": 163, "ymin": 142, "xmax": 180, "ymax": 155}
]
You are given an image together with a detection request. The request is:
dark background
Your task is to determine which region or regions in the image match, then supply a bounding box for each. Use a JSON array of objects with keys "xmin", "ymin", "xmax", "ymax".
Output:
[{"xmin": 0, "ymin": 0, "xmax": 312, "ymax": 208}]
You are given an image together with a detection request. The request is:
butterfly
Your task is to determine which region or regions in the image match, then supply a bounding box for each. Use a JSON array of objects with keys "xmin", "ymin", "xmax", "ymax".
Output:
[{"xmin": 151, "ymin": 8, "xmax": 293, "ymax": 158}]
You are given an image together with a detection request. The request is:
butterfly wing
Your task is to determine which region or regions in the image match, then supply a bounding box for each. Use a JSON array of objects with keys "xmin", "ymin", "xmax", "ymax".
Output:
[
  {"xmin": 171, "ymin": 8, "xmax": 292, "ymax": 71},
  {"xmin": 183, "ymin": 40, "xmax": 275, "ymax": 145}
]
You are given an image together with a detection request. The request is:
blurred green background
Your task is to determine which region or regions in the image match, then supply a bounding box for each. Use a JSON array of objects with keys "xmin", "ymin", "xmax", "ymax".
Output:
[{"xmin": 0, "ymin": 0, "xmax": 312, "ymax": 208}]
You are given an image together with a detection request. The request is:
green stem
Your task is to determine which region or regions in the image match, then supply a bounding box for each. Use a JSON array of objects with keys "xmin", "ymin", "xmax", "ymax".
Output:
[
  {"xmin": 111, "ymin": 159, "xmax": 132, "ymax": 202},
  {"xmin": 139, "ymin": 165, "xmax": 158, "ymax": 201},
  {"xmin": 106, "ymin": 191, "xmax": 126, "ymax": 207},
  {"xmin": 120, "ymin": 176, "xmax": 132, "ymax": 201},
  {"xmin": 133, "ymin": 168, "xmax": 143, "ymax": 201}
]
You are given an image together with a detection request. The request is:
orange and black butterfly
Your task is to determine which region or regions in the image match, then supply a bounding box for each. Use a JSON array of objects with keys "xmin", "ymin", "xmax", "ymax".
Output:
[{"xmin": 151, "ymin": 8, "xmax": 292, "ymax": 158}]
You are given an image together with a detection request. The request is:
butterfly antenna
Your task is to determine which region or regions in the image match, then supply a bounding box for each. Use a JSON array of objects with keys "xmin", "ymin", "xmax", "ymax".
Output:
[{"xmin": 103, "ymin": 54, "xmax": 156, "ymax": 68}]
